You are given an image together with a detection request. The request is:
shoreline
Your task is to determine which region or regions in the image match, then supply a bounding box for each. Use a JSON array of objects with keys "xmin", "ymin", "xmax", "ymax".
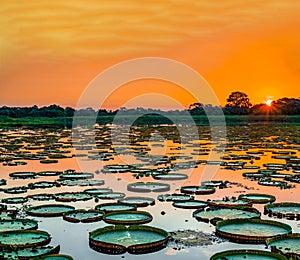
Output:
[{"xmin": 0, "ymin": 115, "xmax": 300, "ymax": 127}]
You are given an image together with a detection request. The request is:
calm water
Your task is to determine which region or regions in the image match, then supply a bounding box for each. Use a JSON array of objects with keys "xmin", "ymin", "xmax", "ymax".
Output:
[{"xmin": 0, "ymin": 125, "xmax": 299, "ymax": 259}]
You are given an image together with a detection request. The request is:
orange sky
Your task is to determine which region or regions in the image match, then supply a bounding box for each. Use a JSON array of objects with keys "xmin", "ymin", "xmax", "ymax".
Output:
[{"xmin": 0, "ymin": 1, "xmax": 300, "ymax": 109}]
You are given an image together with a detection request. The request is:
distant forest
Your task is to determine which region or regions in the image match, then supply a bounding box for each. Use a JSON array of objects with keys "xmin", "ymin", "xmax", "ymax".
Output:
[{"xmin": 1, "ymin": 92, "xmax": 300, "ymax": 118}]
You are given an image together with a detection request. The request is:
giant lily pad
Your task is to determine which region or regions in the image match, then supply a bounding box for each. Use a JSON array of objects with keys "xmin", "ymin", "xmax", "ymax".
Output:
[
  {"xmin": 28, "ymin": 181, "xmax": 58, "ymax": 189},
  {"xmin": 194, "ymin": 207, "xmax": 260, "ymax": 224},
  {"xmin": 32, "ymin": 254, "xmax": 73, "ymax": 260},
  {"xmin": 0, "ymin": 245, "xmax": 60, "ymax": 259},
  {"xmin": 264, "ymin": 202, "xmax": 300, "ymax": 220},
  {"xmin": 89, "ymin": 225, "xmax": 169, "ymax": 254},
  {"xmin": 4, "ymin": 186, "xmax": 28, "ymax": 194},
  {"xmin": 103, "ymin": 211, "xmax": 153, "ymax": 225},
  {"xmin": 95, "ymin": 203, "xmax": 137, "ymax": 213},
  {"xmin": 28, "ymin": 194, "xmax": 55, "ymax": 201},
  {"xmin": 127, "ymin": 182, "xmax": 170, "ymax": 193},
  {"xmin": 267, "ymin": 233, "xmax": 300, "ymax": 258},
  {"xmin": 96, "ymin": 192, "xmax": 126, "ymax": 200},
  {"xmin": 210, "ymin": 249, "xmax": 288, "ymax": 260},
  {"xmin": 59, "ymin": 172, "xmax": 94, "ymax": 180},
  {"xmin": 0, "ymin": 209, "xmax": 17, "ymax": 220},
  {"xmin": 37, "ymin": 171, "xmax": 62, "ymax": 176},
  {"xmin": 239, "ymin": 193, "xmax": 276, "ymax": 204},
  {"xmin": 173, "ymin": 200, "xmax": 207, "ymax": 209},
  {"xmin": 216, "ymin": 219, "xmax": 292, "ymax": 243},
  {"xmin": 2, "ymin": 197, "xmax": 28, "ymax": 204},
  {"xmin": 63, "ymin": 210, "xmax": 104, "ymax": 223},
  {"xmin": 0, "ymin": 219, "xmax": 38, "ymax": 232},
  {"xmin": 54, "ymin": 192, "xmax": 92, "ymax": 202},
  {"xmin": 209, "ymin": 198, "xmax": 251, "ymax": 208},
  {"xmin": 26, "ymin": 204, "xmax": 75, "ymax": 217},
  {"xmin": 9, "ymin": 172, "xmax": 36, "ymax": 179},
  {"xmin": 118, "ymin": 197, "xmax": 155, "ymax": 207},
  {"xmin": 84, "ymin": 188, "xmax": 113, "ymax": 195},
  {"xmin": 0, "ymin": 230, "xmax": 51, "ymax": 248},
  {"xmin": 152, "ymin": 173, "xmax": 188, "ymax": 181},
  {"xmin": 181, "ymin": 186, "xmax": 215, "ymax": 195},
  {"xmin": 158, "ymin": 194, "xmax": 194, "ymax": 202}
]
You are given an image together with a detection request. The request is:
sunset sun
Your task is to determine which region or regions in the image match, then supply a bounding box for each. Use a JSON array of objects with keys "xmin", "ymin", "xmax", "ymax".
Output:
[{"xmin": 265, "ymin": 99, "xmax": 273, "ymax": 107}]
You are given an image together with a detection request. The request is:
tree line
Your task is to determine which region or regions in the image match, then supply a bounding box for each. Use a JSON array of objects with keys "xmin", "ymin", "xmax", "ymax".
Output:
[{"xmin": 0, "ymin": 92, "xmax": 300, "ymax": 118}]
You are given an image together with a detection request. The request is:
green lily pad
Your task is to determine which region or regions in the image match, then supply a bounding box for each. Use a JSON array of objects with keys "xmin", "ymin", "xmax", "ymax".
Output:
[
  {"xmin": 118, "ymin": 197, "xmax": 155, "ymax": 207},
  {"xmin": 239, "ymin": 193, "xmax": 276, "ymax": 204},
  {"xmin": 89, "ymin": 225, "xmax": 169, "ymax": 254},
  {"xmin": 127, "ymin": 182, "xmax": 170, "ymax": 193},
  {"xmin": 267, "ymin": 233, "xmax": 300, "ymax": 257},
  {"xmin": 0, "ymin": 219, "xmax": 38, "ymax": 232},
  {"xmin": 63, "ymin": 209, "xmax": 104, "ymax": 223},
  {"xmin": 95, "ymin": 203, "xmax": 137, "ymax": 213},
  {"xmin": 216, "ymin": 219, "xmax": 292, "ymax": 243},
  {"xmin": 210, "ymin": 249, "xmax": 288, "ymax": 260},
  {"xmin": 103, "ymin": 211, "xmax": 153, "ymax": 225},
  {"xmin": 0, "ymin": 230, "xmax": 51, "ymax": 248},
  {"xmin": 26, "ymin": 204, "xmax": 75, "ymax": 217}
]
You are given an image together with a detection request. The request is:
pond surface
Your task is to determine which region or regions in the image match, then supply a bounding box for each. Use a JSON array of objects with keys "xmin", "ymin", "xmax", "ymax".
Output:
[{"xmin": 0, "ymin": 125, "xmax": 299, "ymax": 259}]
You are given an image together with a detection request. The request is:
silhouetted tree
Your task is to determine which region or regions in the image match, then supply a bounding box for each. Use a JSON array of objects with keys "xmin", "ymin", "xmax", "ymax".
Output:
[
  {"xmin": 225, "ymin": 91, "xmax": 252, "ymax": 115},
  {"xmin": 188, "ymin": 103, "xmax": 204, "ymax": 115},
  {"xmin": 64, "ymin": 107, "xmax": 75, "ymax": 117}
]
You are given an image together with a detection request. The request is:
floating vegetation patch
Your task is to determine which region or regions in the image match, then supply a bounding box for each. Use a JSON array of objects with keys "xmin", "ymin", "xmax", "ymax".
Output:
[
  {"xmin": 127, "ymin": 182, "xmax": 170, "ymax": 193},
  {"xmin": 168, "ymin": 230, "xmax": 225, "ymax": 250},
  {"xmin": 54, "ymin": 192, "xmax": 92, "ymax": 202},
  {"xmin": 210, "ymin": 249, "xmax": 288, "ymax": 260},
  {"xmin": 118, "ymin": 197, "xmax": 155, "ymax": 207},
  {"xmin": 267, "ymin": 233, "xmax": 300, "ymax": 258},
  {"xmin": 0, "ymin": 230, "xmax": 51, "ymax": 248},
  {"xmin": 173, "ymin": 200, "xmax": 207, "ymax": 209},
  {"xmin": 180, "ymin": 186, "xmax": 215, "ymax": 195},
  {"xmin": 0, "ymin": 219, "xmax": 38, "ymax": 232},
  {"xmin": 0, "ymin": 245, "xmax": 60, "ymax": 259},
  {"xmin": 89, "ymin": 225, "xmax": 169, "ymax": 254},
  {"xmin": 63, "ymin": 209, "xmax": 104, "ymax": 223},
  {"xmin": 158, "ymin": 194, "xmax": 194, "ymax": 202},
  {"xmin": 193, "ymin": 207, "xmax": 260, "ymax": 225},
  {"xmin": 264, "ymin": 202, "xmax": 300, "ymax": 220},
  {"xmin": 0, "ymin": 179, "xmax": 6, "ymax": 186},
  {"xmin": 239, "ymin": 193, "xmax": 276, "ymax": 204},
  {"xmin": 26, "ymin": 204, "xmax": 75, "ymax": 217},
  {"xmin": 216, "ymin": 219, "xmax": 292, "ymax": 243},
  {"xmin": 95, "ymin": 203, "xmax": 137, "ymax": 213},
  {"xmin": 103, "ymin": 211, "xmax": 153, "ymax": 225}
]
